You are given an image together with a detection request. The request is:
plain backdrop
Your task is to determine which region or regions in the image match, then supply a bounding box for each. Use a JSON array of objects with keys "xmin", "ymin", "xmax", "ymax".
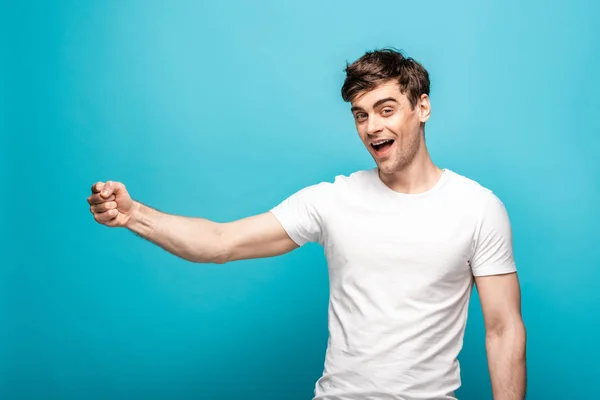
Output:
[{"xmin": 2, "ymin": 0, "xmax": 599, "ymax": 399}]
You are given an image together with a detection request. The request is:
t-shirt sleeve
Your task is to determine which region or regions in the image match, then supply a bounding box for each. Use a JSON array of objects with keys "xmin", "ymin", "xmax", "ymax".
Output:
[
  {"xmin": 470, "ymin": 191, "xmax": 517, "ymax": 277},
  {"xmin": 268, "ymin": 182, "xmax": 331, "ymax": 247}
]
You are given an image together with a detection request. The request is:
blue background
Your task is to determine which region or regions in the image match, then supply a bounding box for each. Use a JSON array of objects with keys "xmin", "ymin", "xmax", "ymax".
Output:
[{"xmin": 2, "ymin": 0, "xmax": 599, "ymax": 399}]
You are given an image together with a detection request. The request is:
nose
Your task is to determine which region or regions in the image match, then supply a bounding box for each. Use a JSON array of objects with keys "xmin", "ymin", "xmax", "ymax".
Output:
[{"xmin": 366, "ymin": 115, "xmax": 383, "ymax": 136}]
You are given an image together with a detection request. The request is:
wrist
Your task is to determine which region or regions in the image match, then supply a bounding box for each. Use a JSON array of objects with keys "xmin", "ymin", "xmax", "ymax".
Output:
[
  {"xmin": 124, "ymin": 201, "xmax": 161, "ymax": 240},
  {"xmin": 124, "ymin": 201, "xmax": 143, "ymax": 229}
]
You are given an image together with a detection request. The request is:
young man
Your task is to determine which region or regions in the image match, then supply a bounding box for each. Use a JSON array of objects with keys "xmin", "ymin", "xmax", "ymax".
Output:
[{"xmin": 88, "ymin": 49, "xmax": 526, "ymax": 400}]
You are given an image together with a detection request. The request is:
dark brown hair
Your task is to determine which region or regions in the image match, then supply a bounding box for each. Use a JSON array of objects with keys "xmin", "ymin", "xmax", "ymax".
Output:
[{"xmin": 341, "ymin": 48, "xmax": 430, "ymax": 109}]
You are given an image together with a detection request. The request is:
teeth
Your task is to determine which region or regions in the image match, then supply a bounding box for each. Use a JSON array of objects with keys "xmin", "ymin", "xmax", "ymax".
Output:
[{"xmin": 373, "ymin": 139, "xmax": 393, "ymax": 145}]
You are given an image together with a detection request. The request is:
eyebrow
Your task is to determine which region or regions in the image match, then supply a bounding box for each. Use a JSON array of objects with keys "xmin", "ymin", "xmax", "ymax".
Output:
[{"xmin": 351, "ymin": 97, "xmax": 398, "ymax": 113}]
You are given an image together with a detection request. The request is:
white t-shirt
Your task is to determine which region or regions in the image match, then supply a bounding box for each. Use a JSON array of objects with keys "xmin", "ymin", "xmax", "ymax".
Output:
[{"xmin": 269, "ymin": 168, "xmax": 516, "ymax": 400}]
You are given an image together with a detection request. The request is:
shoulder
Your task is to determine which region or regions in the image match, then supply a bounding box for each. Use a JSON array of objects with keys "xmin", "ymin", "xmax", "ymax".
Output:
[
  {"xmin": 302, "ymin": 168, "xmax": 376, "ymax": 195},
  {"xmin": 444, "ymin": 170, "xmax": 510, "ymax": 226},
  {"xmin": 446, "ymin": 170, "xmax": 492, "ymax": 196},
  {"xmin": 445, "ymin": 169, "xmax": 503, "ymax": 206},
  {"xmin": 333, "ymin": 168, "xmax": 374, "ymax": 186},
  {"xmin": 275, "ymin": 168, "xmax": 374, "ymax": 208}
]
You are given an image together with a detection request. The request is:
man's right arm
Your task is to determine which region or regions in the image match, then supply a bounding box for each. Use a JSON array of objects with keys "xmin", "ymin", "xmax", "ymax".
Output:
[
  {"xmin": 88, "ymin": 181, "xmax": 299, "ymax": 264},
  {"xmin": 127, "ymin": 202, "xmax": 299, "ymax": 264}
]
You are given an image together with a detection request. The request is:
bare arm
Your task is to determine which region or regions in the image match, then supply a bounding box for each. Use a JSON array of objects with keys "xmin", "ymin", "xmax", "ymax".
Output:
[
  {"xmin": 475, "ymin": 272, "xmax": 527, "ymax": 400},
  {"xmin": 88, "ymin": 181, "xmax": 299, "ymax": 264},
  {"xmin": 127, "ymin": 202, "xmax": 298, "ymax": 263}
]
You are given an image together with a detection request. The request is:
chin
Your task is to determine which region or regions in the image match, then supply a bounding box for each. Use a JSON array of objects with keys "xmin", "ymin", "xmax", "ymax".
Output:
[
  {"xmin": 376, "ymin": 157, "xmax": 409, "ymax": 174},
  {"xmin": 374, "ymin": 159, "xmax": 395, "ymax": 174}
]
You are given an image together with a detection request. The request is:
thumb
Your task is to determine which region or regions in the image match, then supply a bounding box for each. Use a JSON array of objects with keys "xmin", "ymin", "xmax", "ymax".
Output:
[{"xmin": 101, "ymin": 181, "xmax": 124, "ymax": 198}]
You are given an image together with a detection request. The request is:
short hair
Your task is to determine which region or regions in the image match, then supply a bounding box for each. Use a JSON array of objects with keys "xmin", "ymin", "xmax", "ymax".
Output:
[{"xmin": 341, "ymin": 48, "xmax": 430, "ymax": 109}]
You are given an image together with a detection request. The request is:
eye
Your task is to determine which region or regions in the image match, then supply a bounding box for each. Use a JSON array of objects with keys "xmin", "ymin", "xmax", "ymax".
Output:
[
  {"xmin": 354, "ymin": 112, "xmax": 368, "ymax": 121},
  {"xmin": 382, "ymin": 108, "xmax": 394, "ymax": 116}
]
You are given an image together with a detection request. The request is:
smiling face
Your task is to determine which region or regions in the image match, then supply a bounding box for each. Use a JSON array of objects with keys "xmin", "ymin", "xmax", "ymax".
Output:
[{"xmin": 350, "ymin": 80, "xmax": 431, "ymax": 174}]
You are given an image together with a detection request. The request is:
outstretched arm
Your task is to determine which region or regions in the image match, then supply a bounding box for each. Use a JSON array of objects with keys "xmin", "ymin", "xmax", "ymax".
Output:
[{"xmin": 88, "ymin": 181, "xmax": 298, "ymax": 264}]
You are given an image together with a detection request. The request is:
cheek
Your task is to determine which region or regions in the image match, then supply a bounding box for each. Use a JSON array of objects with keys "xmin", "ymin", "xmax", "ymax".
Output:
[
  {"xmin": 390, "ymin": 115, "xmax": 419, "ymax": 138},
  {"xmin": 383, "ymin": 115, "xmax": 407, "ymax": 137},
  {"xmin": 356, "ymin": 125, "xmax": 368, "ymax": 141}
]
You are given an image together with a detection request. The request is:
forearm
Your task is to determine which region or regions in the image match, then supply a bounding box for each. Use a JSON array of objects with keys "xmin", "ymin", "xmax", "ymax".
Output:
[
  {"xmin": 125, "ymin": 201, "xmax": 228, "ymax": 263},
  {"xmin": 486, "ymin": 322, "xmax": 527, "ymax": 400}
]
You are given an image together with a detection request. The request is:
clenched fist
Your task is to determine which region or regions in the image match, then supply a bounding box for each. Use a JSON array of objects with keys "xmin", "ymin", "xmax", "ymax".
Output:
[{"xmin": 88, "ymin": 181, "xmax": 137, "ymax": 227}]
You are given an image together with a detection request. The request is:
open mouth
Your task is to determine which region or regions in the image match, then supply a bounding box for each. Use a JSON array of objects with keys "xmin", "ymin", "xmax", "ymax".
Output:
[{"xmin": 371, "ymin": 139, "xmax": 395, "ymax": 156}]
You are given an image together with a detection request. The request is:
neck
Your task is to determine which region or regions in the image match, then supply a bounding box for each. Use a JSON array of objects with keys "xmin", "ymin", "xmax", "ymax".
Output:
[{"xmin": 378, "ymin": 146, "xmax": 444, "ymax": 194}]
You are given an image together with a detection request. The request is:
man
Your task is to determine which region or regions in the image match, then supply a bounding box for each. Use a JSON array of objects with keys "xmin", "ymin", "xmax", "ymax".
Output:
[{"xmin": 88, "ymin": 48, "xmax": 526, "ymax": 400}]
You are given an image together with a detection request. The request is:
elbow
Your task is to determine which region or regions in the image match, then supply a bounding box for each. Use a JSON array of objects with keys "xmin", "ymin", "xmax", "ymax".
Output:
[
  {"xmin": 200, "ymin": 245, "xmax": 231, "ymax": 265},
  {"xmin": 486, "ymin": 317, "xmax": 527, "ymax": 343},
  {"xmin": 210, "ymin": 224, "xmax": 232, "ymax": 264},
  {"xmin": 187, "ymin": 223, "xmax": 232, "ymax": 265},
  {"xmin": 189, "ymin": 254, "xmax": 228, "ymax": 264},
  {"xmin": 211, "ymin": 252, "xmax": 230, "ymax": 265},
  {"xmin": 486, "ymin": 320, "xmax": 527, "ymax": 365}
]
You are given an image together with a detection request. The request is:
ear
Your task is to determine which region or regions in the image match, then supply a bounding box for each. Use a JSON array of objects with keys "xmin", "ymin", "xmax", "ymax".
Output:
[{"xmin": 418, "ymin": 94, "xmax": 431, "ymax": 123}]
